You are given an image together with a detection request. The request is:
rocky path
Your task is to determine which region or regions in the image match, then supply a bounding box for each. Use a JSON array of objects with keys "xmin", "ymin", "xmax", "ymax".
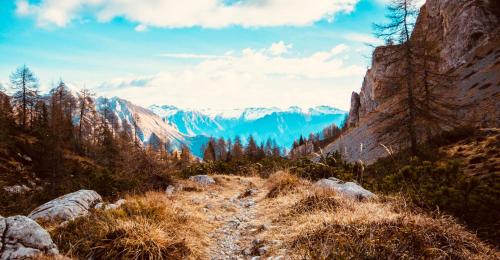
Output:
[{"xmin": 180, "ymin": 176, "xmax": 275, "ymax": 260}]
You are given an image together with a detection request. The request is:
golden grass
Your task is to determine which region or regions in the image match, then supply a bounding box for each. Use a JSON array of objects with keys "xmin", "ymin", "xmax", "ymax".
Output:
[
  {"xmin": 265, "ymin": 170, "xmax": 305, "ymax": 198},
  {"xmin": 287, "ymin": 188, "xmax": 340, "ymax": 216},
  {"xmin": 51, "ymin": 192, "xmax": 208, "ymax": 259},
  {"xmin": 262, "ymin": 187, "xmax": 499, "ymax": 259}
]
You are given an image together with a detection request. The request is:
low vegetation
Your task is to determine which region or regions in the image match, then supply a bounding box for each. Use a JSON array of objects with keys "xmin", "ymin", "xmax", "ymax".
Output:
[
  {"xmin": 262, "ymin": 187, "xmax": 498, "ymax": 259},
  {"xmin": 50, "ymin": 192, "xmax": 208, "ymax": 259},
  {"xmin": 265, "ymin": 171, "xmax": 303, "ymax": 198},
  {"xmin": 365, "ymin": 128, "xmax": 500, "ymax": 244}
]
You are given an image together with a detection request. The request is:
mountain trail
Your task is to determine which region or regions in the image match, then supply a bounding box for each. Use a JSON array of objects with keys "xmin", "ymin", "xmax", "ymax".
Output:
[{"xmin": 175, "ymin": 175, "xmax": 277, "ymax": 260}]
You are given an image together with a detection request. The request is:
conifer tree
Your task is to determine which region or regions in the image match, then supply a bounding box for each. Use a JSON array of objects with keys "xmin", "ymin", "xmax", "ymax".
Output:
[
  {"xmin": 203, "ymin": 138, "xmax": 217, "ymax": 162},
  {"xmin": 374, "ymin": 0, "xmax": 420, "ymax": 155},
  {"xmin": 10, "ymin": 65, "xmax": 38, "ymax": 129},
  {"xmin": 232, "ymin": 136, "xmax": 244, "ymax": 160}
]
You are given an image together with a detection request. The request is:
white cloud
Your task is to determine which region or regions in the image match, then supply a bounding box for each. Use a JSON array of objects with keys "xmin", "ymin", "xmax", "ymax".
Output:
[
  {"xmin": 95, "ymin": 43, "xmax": 364, "ymax": 110},
  {"xmin": 268, "ymin": 41, "xmax": 293, "ymax": 56},
  {"xmin": 343, "ymin": 33, "xmax": 383, "ymax": 45},
  {"xmin": 134, "ymin": 24, "xmax": 148, "ymax": 32},
  {"xmin": 15, "ymin": 0, "xmax": 32, "ymax": 15},
  {"xmin": 16, "ymin": 0, "xmax": 360, "ymax": 28},
  {"xmin": 159, "ymin": 53, "xmax": 230, "ymax": 59}
]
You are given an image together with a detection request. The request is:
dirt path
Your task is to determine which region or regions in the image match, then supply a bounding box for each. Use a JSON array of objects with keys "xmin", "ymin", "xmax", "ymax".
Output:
[{"xmin": 175, "ymin": 176, "xmax": 276, "ymax": 260}]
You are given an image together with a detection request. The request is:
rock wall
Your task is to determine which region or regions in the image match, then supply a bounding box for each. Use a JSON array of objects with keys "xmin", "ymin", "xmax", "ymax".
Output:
[{"xmin": 322, "ymin": 0, "xmax": 500, "ymax": 164}]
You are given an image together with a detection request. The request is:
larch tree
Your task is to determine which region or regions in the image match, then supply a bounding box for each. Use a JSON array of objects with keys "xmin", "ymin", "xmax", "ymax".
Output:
[
  {"xmin": 232, "ymin": 136, "xmax": 244, "ymax": 160},
  {"xmin": 10, "ymin": 65, "xmax": 38, "ymax": 129},
  {"xmin": 203, "ymin": 138, "xmax": 216, "ymax": 162},
  {"xmin": 78, "ymin": 88, "xmax": 94, "ymax": 146},
  {"xmin": 374, "ymin": 0, "xmax": 420, "ymax": 155}
]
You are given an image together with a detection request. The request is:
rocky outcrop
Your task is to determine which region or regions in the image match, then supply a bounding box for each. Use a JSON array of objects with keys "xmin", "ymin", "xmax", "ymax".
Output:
[
  {"xmin": 347, "ymin": 92, "xmax": 361, "ymax": 127},
  {"xmin": 315, "ymin": 177, "xmax": 375, "ymax": 199},
  {"xmin": 28, "ymin": 190, "xmax": 102, "ymax": 223},
  {"xmin": 189, "ymin": 175, "xmax": 216, "ymax": 185},
  {"xmin": 0, "ymin": 215, "xmax": 59, "ymax": 259},
  {"xmin": 322, "ymin": 0, "xmax": 500, "ymax": 164}
]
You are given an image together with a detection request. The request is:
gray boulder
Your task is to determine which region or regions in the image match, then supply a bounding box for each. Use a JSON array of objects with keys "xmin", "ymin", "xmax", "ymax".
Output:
[
  {"xmin": 95, "ymin": 199, "xmax": 126, "ymax": 211},
  {"xmin": 189, "ymin": 175, "xmax": 215, "ymax": 185},
  {"xmin": 315, "ymin": 177, "xmax": 374, "ymax": 199},
  {"xmin": 0, "ymin": 215, "xmax": 59, "ymax": 259},
  {"xmin": 28, "ymin": 190, "xmax": 102, "ymax": 222}
]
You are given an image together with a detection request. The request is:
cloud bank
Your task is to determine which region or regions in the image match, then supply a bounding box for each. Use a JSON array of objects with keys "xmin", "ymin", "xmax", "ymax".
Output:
[
  {"xmin": 95, "ymin": 42, "xmax": 364, "ymax": 110},
  {"xmin": 16, "ymin": 0, "xmax": 360, "ymax": 28}
]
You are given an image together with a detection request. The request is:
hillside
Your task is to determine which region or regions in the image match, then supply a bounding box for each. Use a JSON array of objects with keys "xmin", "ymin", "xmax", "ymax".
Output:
[{"xmin": 320, "ymin": 0, "xmax": 500, "ymax": 164}]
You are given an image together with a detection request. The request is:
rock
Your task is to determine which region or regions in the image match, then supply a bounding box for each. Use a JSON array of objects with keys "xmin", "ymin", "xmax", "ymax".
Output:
[
  {"xmin": 95, "ymin": 199, "xmax": 126, "ymax": 211},
  {"xmin": 258, "ymin": 246, "xmax": 269, "ymax": 256},
  {"xmin": 28, "ymin": 190, "xmax": 102, "ymax": 222},
  {"xmin": 320, "ymin": 0, "xmax": 500, "ymax": 165},
  {"xmin": 165, "ymin": 185, "xmax": 175, "ymax": 196},
  {"xmin": 189, "ymin": 175, "xmax": 215, "ymax": 185},
  {"xmin": 315, "ymin": 178, "xmax": 375, "ymax": 199},
  {"xmin": 243, "ymin": 247, "xmax": 253, "ymax": 255},
  {"xmin": 3, "ymin": 185, "xmax": 31, "ymax": 195},
  {"xmin": 0, "ymin": 215, "xmax": 59, "ymax": 259},
  {"xmin": 347, "ymin": 91, "xmax": 361, "ymax": 128}
]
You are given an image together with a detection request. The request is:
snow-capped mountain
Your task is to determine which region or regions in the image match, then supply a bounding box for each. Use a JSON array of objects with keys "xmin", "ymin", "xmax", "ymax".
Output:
[
  {"xmin": 150, "ymin": 104, "xmax": 348, "ymax": 152},
  {"xmin": 96, "ymin": 97, "xmax": 209, "ymax": 156},
  {"xmin": 97, "ymin": 97, "xmax": 185, "ymax": 145}
]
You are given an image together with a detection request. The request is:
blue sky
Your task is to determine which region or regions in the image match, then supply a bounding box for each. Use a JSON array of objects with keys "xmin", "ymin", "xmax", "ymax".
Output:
[{"xmin": 0, "ymin": 0, "xmax": 410, "ymax": 110}]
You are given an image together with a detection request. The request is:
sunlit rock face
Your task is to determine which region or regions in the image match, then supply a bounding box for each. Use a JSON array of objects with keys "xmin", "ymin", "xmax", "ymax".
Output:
[{"xmin": 323, "ymin": 0, "xmax": 499, "ymax": 164}]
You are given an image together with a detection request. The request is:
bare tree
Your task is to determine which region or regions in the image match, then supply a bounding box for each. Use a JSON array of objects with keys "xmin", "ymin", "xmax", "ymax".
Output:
[
  {"xmin": 10, "ymin": 65, "xmax": 38, "ymax": 129},
  {"xmin": 374, "ymin": 0, "xmax": 419, "ymax": 155},
  {"xmin": 78, "ymin": 88, "xmax": 94, "ymax": 144}
]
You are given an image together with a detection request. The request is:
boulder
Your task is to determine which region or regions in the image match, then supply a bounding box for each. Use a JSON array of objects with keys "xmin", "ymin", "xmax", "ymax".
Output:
[
  {"xmin": 315, "ymin": 177, "xmax": 375, "ymax": 199},
  {"xmin": 95, "ymin": 199, "xmax": 126, "ymax": 211},
  {"xmin": 189, "ymin": 175, "xmax": 215, "ymax": 185},
  {"xmin": 0, "ymin": 215, "xmax": 59, "ymax": 259},
  {"xmin": 165, "ymin": 185, "xmax": 176, "ymax": 196},
  {"xmin": 28, "ymin": 190, "xmax": 102, "ymax": 222}
]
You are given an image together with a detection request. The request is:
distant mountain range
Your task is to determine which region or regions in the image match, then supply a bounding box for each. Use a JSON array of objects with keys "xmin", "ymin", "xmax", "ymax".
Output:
[
  {"xmin": 80, "ymin": 95, "xmax": 347, "ymax": 158},
  {"xmin": 149, "ymin": 104, "xmax": 347, "ymax": 155}
]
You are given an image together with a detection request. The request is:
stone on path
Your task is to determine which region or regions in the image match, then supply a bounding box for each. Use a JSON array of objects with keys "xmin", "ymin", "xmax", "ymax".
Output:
[{"xmin": 189, "ymin": 175, "xmax": 216, "ymax": 185}]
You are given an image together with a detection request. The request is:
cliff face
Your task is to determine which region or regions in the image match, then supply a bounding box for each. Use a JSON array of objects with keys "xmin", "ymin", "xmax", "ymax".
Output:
[{"xmin": 322, "ymin": 0, "xmax": 500, "ymax": 164}]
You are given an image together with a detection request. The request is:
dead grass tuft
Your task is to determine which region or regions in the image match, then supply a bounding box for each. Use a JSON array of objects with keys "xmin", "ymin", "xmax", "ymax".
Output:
[
  {"xmin": 288, "ymin": 188, "xmax": 339, "ymax": 216},
  {"xmin": 51, "ymin": 192, "xmax": 208, "ymax": 259},
  {"xmin": 265, "ymin": 171, "xmax": 303, "ymax": 198},
  {"xmin": 291, "ymin": 215, "xmax": 498, "ymax": 259}
]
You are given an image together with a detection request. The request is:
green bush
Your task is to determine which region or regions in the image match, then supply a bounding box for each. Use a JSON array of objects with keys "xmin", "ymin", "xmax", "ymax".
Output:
[{"xmin": 367, "ymin": 158, "xmax": 500, "ymax": 245}]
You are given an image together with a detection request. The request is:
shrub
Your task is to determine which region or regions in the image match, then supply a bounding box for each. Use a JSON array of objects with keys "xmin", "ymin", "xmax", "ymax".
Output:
[
  {"xmin": 51, "ymin": 192, "xmax": 207, "ymax": 259},
  {"xmin": 266, "ymin": 171, "xmax": 303, "ymax": 198},
  {"xmin": 288, "ymin": 188, "xmax": 339, "ymax": 216},
  {"xmin": 291, "ymin": 216, "xmax": 496, "ymax": 259},
  {"xmin": 368, "ymin": 158, "xmax": 500, "ymax": 245}
]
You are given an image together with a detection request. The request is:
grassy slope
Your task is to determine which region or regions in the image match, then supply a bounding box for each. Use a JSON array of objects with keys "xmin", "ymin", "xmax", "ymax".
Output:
[{"xmin": 43, "ymin": 173, "xmax": 498, "ymax": 259}]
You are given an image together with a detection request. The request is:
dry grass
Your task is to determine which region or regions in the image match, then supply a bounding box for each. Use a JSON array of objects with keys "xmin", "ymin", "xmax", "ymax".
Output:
[
  {"xmin": 51, "ymin": 192, "xmax": 208, "ymax": 259},
  {"xmin": 265, "ymin": 170, "xmax": 305, "ymax": 198},
  {"xmin": 287, "ymin": 188, "xmax": 340, "ymax": 216},
  {"xmin": 263, "ymin": 188, "xmax": 499, "ymax": 259}
]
